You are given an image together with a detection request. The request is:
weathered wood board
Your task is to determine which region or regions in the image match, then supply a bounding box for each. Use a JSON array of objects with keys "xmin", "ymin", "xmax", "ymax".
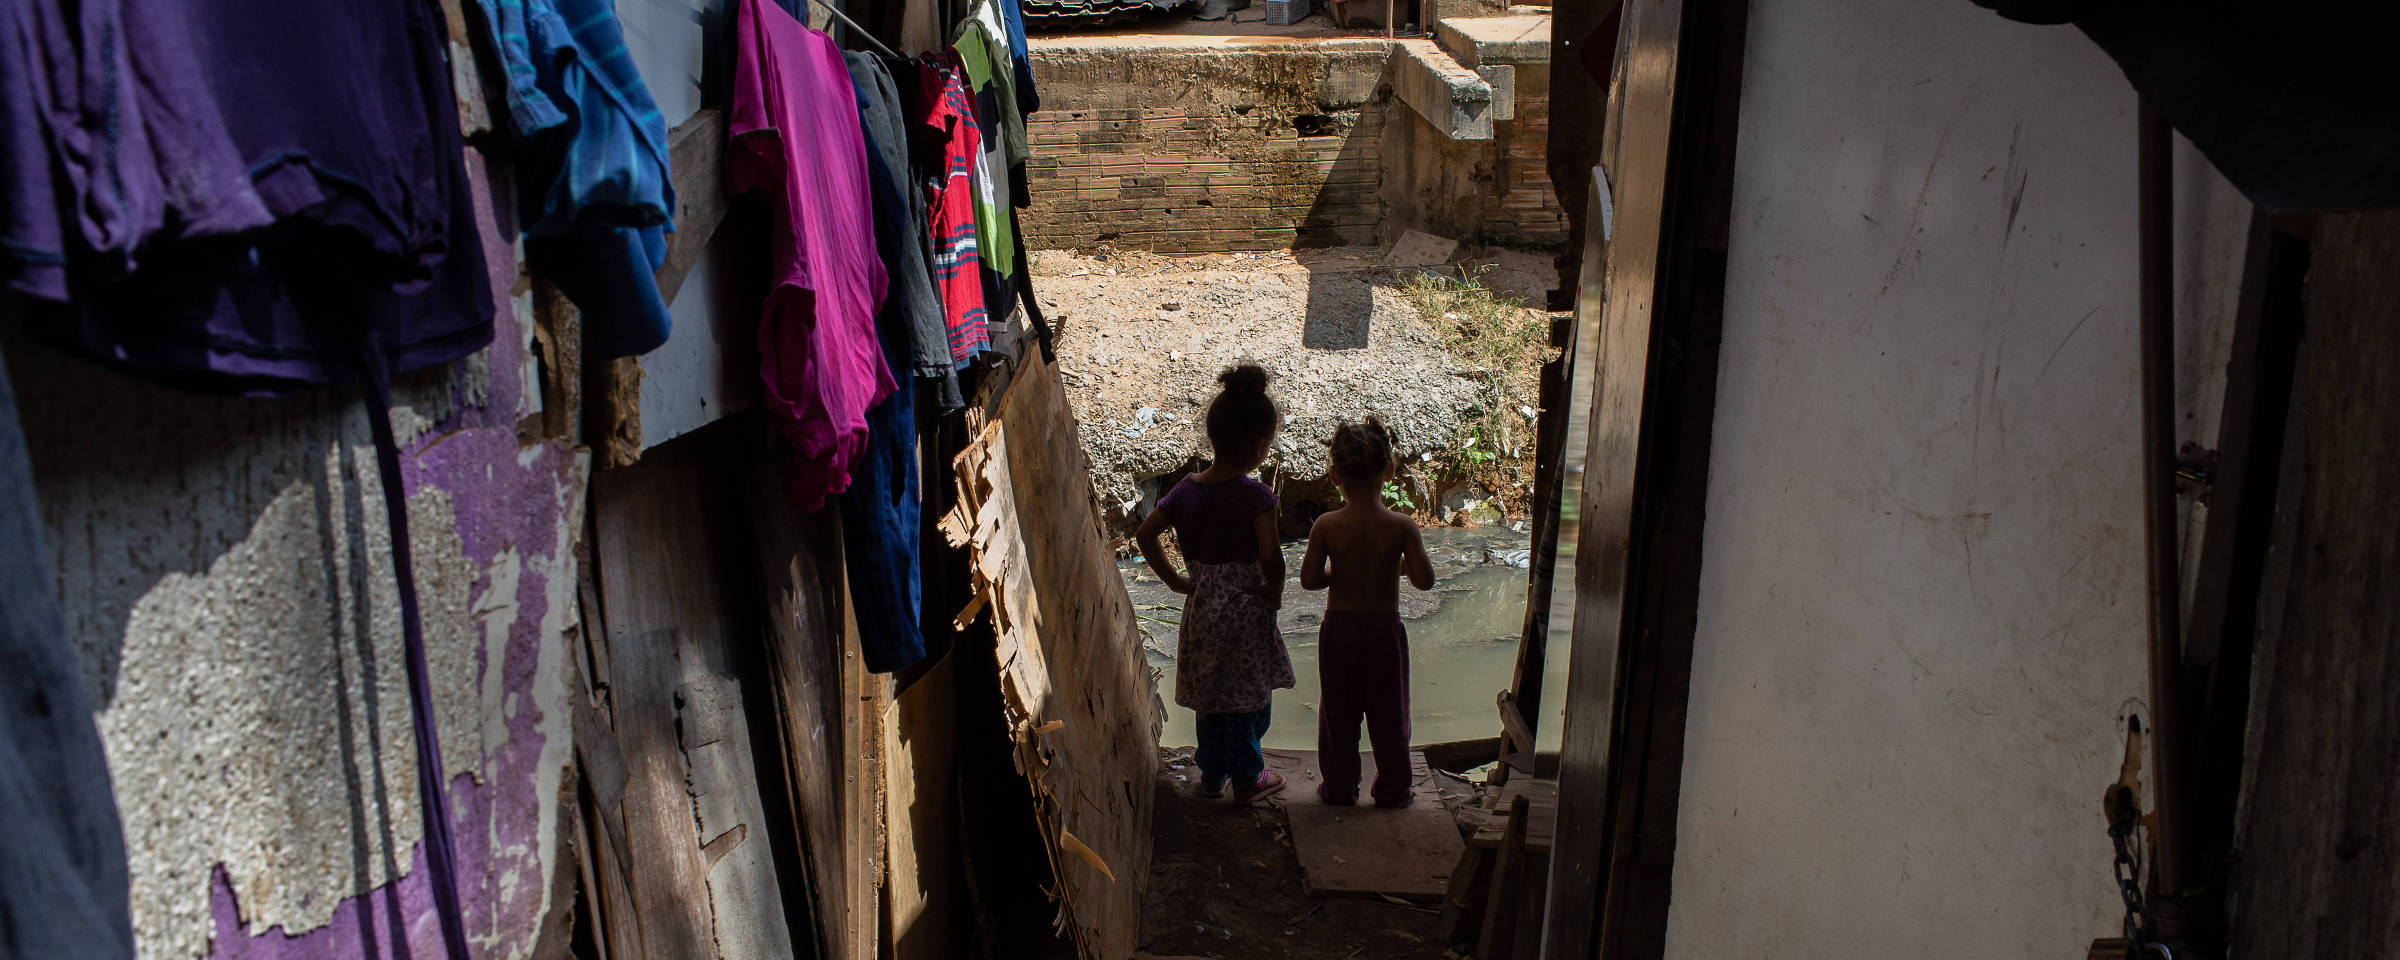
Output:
[
  {"xmin": 1270, "ymin": 749, "xmax": 1463, "ymax": 901},
  {"xmin": 2228, "ymin": 211, "xmax": 2400, "ymax": 958},
  {"xmin": 948, "ymin": 354, "xmax": 1162, "ymax": 959},
  {"xmin": 884, "ymin": 652, "xmax": 958, "ymax": 960},
  {"xmin": 748, "ymin": 477, "xmax": 856, "ymax": 960},
  {"xmin": 682, "ymin": 672, "xmax": 798, "ymax": 960},
  {"xmin": 594, "ymin": 464, "xmax": 793, "ymax": 960}
]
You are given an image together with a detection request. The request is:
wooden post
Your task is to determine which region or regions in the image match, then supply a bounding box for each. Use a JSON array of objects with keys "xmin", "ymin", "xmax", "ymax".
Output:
[{"xmin": 1477, "ymin": 796, "xmax": 1532, "ymax": 960}]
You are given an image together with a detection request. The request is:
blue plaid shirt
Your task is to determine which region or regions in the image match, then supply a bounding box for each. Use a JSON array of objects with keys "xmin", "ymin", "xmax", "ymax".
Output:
[{"xmin": 477, "ymin": 0, "xmax": 679, "ymax": 357}]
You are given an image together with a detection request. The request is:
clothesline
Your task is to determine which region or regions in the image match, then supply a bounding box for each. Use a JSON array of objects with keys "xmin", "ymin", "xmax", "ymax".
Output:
[{"xmin": 807, "ymin": 0, "xmax": 902, "ymax": 60}]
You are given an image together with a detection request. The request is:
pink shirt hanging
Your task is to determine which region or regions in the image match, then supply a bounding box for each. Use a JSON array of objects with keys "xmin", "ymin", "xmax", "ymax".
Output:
[{"xmin": 730, "ymin": 0, "xmax": 893, "ymax": 511}]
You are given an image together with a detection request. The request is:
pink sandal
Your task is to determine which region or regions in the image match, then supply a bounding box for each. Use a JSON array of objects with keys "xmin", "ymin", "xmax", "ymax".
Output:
[{"xmin": 1234, "ymin": 770, "xmax": 1286, "ymax": 802}]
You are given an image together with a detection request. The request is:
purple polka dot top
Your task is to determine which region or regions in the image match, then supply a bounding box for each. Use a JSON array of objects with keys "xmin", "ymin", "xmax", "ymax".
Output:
[{"xmin": 1155, "ymin": 475, "xmax": 1278, "ymax": 564}]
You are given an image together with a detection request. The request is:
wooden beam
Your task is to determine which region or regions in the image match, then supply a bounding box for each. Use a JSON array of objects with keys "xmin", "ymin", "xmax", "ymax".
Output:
[
  {"xmin": 1418, "ymin": 736, "xmax": 1501, "ymax": 774},
  {"xmin": 1541, "ymin": 0, "xmax": 1679, "ymax": 946},
  {"xmin": 656, "ymin": 108, "xmax": 730, "ymax": 307},
  {"xmin": 1497, "ymin": 691, "xmax": 1535, "ymax": 774},
  {"xmin": 530, "ymin": 276, "xmax": 583, "ymax": 443},
  {"xmin": 1477, "ymin": 796, "xmax": 1532, "ymax": 960},
  {"xmin": 587, "ymin": 356, "xmax": 643, "ymax": 470},
  {"xmin": 838, "ymin": 563, "xmax": 888, "ymax": 960}
]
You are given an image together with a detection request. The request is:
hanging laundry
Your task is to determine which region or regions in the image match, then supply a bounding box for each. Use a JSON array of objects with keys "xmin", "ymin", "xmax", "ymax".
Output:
[
  {"xmin": 917, "ymin": 54, "xmax": 992, "ymax": 369},
  {"xmin": 472, "ymin": 0, "xmax": 679, "ymax": 359},
  {"xmin": 949, "ymin": 22, "xmax": 1021, "ymax": 334},
  {"xmin": 839, "ymin": 55, "xmax": 928, "ymax": 672},
  {"xmin": 848, "ymin": 51, "xmax": 963, "ymax": 414},
  {"xmin": 14, "ymin": 0, "xmax": 495, "ymax": 392},
  {"xmin": 733, "ymin": 0, "xmax": 894, "ymax": 513},
  {"xmin": 0, "ymin": 342, "xmax": 134, "ymax": 958},
  {"xmin": 960, "ymin": 2, "xmax": 1030, "ymax": 173},
  {"xmin": 1, "ymin": 0, "xmax": 273, "ymax": 301},
  {"xmin": 996, "ymin": 0, "xmax": 1041, "ymax": 117}
]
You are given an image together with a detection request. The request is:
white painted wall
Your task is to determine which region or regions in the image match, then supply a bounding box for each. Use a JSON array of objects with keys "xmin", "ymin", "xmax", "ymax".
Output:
[{"xmin": 1661, "ymin": 1, "xmax": 2249, "ymax": 957}]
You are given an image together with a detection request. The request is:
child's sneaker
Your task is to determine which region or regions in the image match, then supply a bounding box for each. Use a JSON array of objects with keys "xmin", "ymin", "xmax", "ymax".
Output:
[
  {"xmin": 1316, "ymin": 784, "xmax": 1357, "ymax": 807},
  {"xmin": 1234, "ymin": 770, "xmax": 1286, "ymax": 802}
]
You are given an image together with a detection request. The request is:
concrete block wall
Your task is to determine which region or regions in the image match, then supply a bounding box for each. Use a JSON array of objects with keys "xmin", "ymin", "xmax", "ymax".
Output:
[{"xmin": 1023, "ymin": 37, "xmax": 1565, "ymax": 254}]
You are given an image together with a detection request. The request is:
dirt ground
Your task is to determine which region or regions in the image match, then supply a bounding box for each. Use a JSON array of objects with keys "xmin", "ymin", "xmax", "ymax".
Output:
[
  {"xmin": 1139, "ymin": 752, "xmax": 1453, "ymax": 960},
  {"xmin": 1029, "ymin": 245, "xmax": 1559, "ymax": 524}
]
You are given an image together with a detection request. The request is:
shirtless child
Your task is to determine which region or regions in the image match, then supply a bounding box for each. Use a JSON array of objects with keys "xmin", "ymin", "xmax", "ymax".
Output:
[{"xmin": 1298, "ymin": 417, "xmax": 1436, "ymax": 807}]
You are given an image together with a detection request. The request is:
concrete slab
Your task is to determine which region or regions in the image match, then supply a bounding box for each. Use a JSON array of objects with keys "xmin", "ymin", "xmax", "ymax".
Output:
[
  {"xmin": 1394, "ymin": 38, "xmax": 1495, "ymax": 141},
  {"xmin": 1267, "ymin": 749, "xmax": 1466, "ymax": 902},
  {"xmin": 1435, "ymin": 14, "xmax": 1552, "ymax": 68},
  {"xmin": 1386, "ymin": 229, "xmax": 1462, "ymax": 266}
]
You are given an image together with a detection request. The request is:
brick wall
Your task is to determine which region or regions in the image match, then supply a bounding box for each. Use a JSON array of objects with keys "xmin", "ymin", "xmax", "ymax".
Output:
[
  {"xmin": 1496, "ymin": 65, "xmax": 1566, "ymax": 242},
  {"xmin": 1023, "ymin": 40, "xmax": 1394, "ymax": 253},
  {"xmin": 1023, "ymin": 38, "xmax": 1564, "ymax": 254}
]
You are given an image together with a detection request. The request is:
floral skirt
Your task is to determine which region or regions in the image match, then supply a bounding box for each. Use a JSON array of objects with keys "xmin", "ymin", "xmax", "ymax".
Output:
[{"xmin": 1174, "ymin": 561, "xmax": 1296, "ymax": 714}]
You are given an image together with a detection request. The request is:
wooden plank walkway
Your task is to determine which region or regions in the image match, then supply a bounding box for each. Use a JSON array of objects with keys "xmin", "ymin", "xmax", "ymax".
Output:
[{"xmin": 1266, "ymin": 749, "xmax": 1466, "ymax": 902}]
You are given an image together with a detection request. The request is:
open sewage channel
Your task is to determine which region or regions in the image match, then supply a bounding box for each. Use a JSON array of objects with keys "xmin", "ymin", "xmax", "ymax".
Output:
[{"xmin": 1122, "ymin": 524, "xmax": 1566, "ymax": 751}]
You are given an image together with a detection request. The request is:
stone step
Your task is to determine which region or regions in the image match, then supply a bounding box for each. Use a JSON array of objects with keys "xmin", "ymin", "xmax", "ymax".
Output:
[{"xmin": 1434, "ymin": 12, "xmax": 1552, "ymax": 69}]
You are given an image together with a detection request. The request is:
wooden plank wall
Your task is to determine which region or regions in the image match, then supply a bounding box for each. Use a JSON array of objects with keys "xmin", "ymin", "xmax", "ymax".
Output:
[
  {"xmin": 1542, "ymin": 0, "xmax": 1747, "ymax": 956},
  {"xmin": 947, "ymin": 354, "xmax": 1162, "ymax": 959},
  {"xmin": 2225, "ymin": 210, "xmax": 2400, "ymax": 957},
  {"xmin": 1539, "ymin": 0, "xmax": 1686, "ymax": 949},
  {"xmin": 586, "ymin": 456, "xmax": 821, "ymax": 960}
]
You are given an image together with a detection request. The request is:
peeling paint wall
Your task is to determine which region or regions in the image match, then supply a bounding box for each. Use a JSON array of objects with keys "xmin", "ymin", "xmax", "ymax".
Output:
[
  {"xmin": 1660, "ymin": 1, "xmax": 2252, "ymax": 958},
  {"xmin": 7, "ymin": 146, "xmax": 588, "ymax": 959}
]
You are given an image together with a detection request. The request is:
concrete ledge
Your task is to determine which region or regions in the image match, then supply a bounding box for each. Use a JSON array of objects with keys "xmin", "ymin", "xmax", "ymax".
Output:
[
  {"xmin": 1029, "ymin": 34, "xmax": 1392, "ymax": 54},
  {"xmin": 1435, "ymin": 13, "xmax": 1552, "ymax": 68},
  {"xmin": 1394, "ymin": 38, "xmax": 1495, "ymax": 140},
  {"xmin": 1479, "ymin": 64, "xmax": 1516, "ymax": 121}
]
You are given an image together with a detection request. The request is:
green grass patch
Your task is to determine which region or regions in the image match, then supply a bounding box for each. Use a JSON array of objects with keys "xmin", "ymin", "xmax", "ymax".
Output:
[{"xmin": 1395, "ymin": 265, "xmax": 1559, "ymax": 517}]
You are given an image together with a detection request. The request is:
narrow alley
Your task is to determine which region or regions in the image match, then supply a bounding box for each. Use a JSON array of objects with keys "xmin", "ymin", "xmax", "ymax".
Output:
[{"xmin": 1, "ymin": 0, "xmax": 2392, "ymax": 960}]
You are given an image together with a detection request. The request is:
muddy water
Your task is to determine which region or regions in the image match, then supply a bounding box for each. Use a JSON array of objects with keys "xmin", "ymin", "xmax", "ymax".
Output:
[{"xmin": 1126, "ymin": 526, "xmax": 1570, "ymax": 752}]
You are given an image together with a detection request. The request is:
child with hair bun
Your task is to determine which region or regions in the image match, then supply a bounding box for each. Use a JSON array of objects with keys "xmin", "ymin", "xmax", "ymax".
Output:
[
  {"xmin": 1298, "ymin": 416, "xmax": 1435, "ymax": 807},
  {"xmin": 1135, "ymin": 364, "xmax": 1296, "ymax": 802}
]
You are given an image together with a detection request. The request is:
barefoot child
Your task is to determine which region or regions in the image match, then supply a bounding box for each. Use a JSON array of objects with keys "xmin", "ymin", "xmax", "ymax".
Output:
[
  {"xmin": 1299, "ymin": 418, "xmax": 1435, "ymax": 807},
  {"xmin": 1136, "ymin": 365, "xmax": 1295, "ymax": 802}
]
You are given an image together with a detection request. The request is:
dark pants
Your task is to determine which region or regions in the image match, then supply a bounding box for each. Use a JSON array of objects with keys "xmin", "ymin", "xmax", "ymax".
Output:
[
  {"xmin": 1195, "ymin": 704, "xmax": 1273, "ymax": 788},
  {"xmin": 1316, "ymin": 611, "xmax": 1412, "ymax": 806}
]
